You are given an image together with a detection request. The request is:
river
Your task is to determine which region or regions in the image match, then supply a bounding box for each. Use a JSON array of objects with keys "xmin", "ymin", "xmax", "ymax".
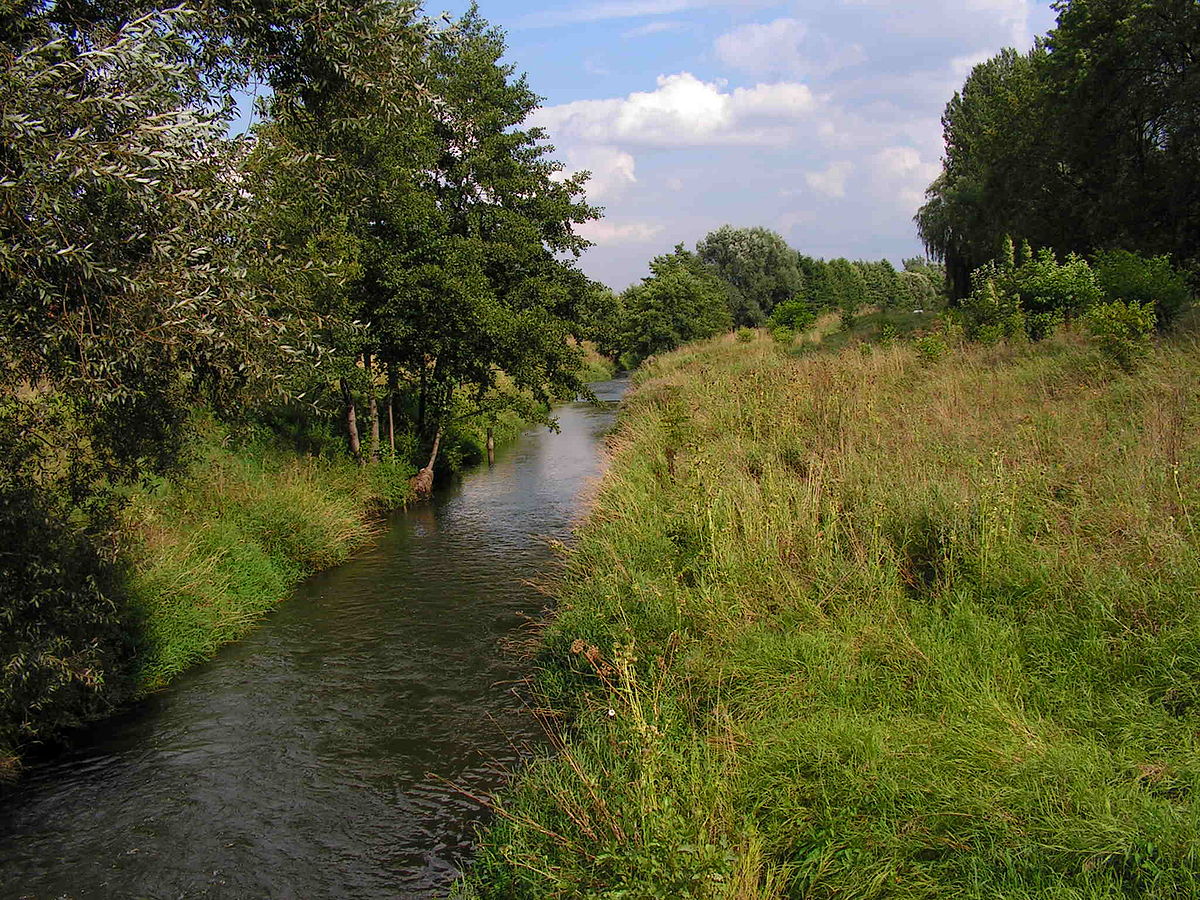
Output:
[{"xmin": 0, "ymin": 377, "xmax": 627, "ymax": 899}]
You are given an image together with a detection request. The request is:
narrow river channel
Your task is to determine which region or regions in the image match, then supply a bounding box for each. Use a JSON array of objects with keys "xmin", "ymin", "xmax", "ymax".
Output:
[{"xmin": 0, "ymin": 377, "xmax": 627, "ymax": 899}]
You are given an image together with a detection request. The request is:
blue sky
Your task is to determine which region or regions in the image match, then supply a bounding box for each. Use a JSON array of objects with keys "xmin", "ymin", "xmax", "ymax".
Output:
[{"xmin": 439, "ymin": 0, "xmax": 1058, "ymax": 289}]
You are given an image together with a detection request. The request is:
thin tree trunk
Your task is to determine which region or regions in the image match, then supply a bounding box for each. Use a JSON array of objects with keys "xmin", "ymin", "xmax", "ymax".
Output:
[
  {"xmin": 486, "ymin": 427, "xmax": 495, "ymax": 467},
  {"xmin": 364, "ymin": 351, "xmax": 380, "ymax": 462},
  {"xmin": 410, "ymin": 427, "xmax": 442, "ymax": 499},
  {"xmin": 388, "ymin": 397, "xmax": 396, "ymax": 458},
  {"xmin": 417, "ymin": 366, "xmax": 427, "ymax": 439},
  {"xmin": 341, "ymin": 377, "xmax": 362, "ymax": 466},
  {"xmin": 386, "ymin": 358, "xmax": 397, "ymax": 459}
]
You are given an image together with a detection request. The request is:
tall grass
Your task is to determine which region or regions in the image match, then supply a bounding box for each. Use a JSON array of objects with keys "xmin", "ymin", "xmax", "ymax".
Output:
[
  {"xmin": 123, "ymin": 425, "xmax": 413, "ymax": 690},
  {"xmin": 463, "ymin": 323, "xmax": 1200, "ymax": 898}
]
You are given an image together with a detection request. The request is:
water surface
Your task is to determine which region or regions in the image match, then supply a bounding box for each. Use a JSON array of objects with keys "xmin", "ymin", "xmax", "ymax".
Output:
[{"xmin": 0, "ymin": 378, "xmax": 626, "ymax": 899}]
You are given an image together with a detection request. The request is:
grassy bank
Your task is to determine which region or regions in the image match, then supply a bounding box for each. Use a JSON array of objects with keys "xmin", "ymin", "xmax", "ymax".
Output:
[
  {"xmin": 464, "ymin": 323, "xmax": 1200, "ymax": 898},
  {"xmin": 121, "ymin": 424, "xmax": 415, "ymax": 690}
]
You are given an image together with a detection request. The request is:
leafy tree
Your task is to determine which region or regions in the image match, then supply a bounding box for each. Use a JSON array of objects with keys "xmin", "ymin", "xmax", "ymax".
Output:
[
  {"xmin": 696, "ymin": 226, "xmax": 804, "ymax": 326},
  {"xmin": 1093, "ymin": 250, "xmax": 1192, "ymax": 329},
  {"xmin": 619, "ymin": 246, "xmax": 733, "ymax": 362},
  {"xmin": 918, "ymin": 1, "xmax": 1200, "ymax": 296}
]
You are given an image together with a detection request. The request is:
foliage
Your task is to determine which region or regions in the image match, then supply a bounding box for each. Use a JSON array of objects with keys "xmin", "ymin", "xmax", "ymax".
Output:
[
  {"xmin": 918, "ymin": 1, "xmax": 1200, "ymax": 297},
  {"xmin": 618, "ymin": 245, "xmax": 733, "ymax": 363},
  {"xmin": 466, "ymin": 323, "xmax": 1200, "ymax": 898},
  {"xmin": 1086, "ymin": 299, "xmax": 1157, "ymax": 373},
  {"xmin": 768, "ymin": 296, "xmax": 815, "ymax": 332},
  {"xmin": 913, "ymin": 331, "xmax": 950, "ymax": 362},
  {"xmin": 1094, "ymin": 250, "xmax": 1192, "ymax": 330},
  {"xmin": 0, "ymin": 457, "xmax": 134, "ymax": 762},
  {"xmin": 696, "ymin": 226, "xmax": 805, "ymax": 326},
  {"xmin": 963, "ymin": 247, "xmax": 1101, "ymax": 342}
]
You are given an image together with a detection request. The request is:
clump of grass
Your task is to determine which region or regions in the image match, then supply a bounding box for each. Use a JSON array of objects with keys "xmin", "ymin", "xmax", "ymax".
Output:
[
  {"xmin": 465, "ymin": 323, "xmax": 1200, "ymax": 897},
  {"xmin": 124, "ymin": 425, "xmax": 414, "ymax": 689}
]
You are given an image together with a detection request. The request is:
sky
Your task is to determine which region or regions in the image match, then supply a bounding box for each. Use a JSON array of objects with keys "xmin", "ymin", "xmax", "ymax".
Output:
[{"xmin": 434, "ymin": 0, "xmax": 1059, "ymax": 290}]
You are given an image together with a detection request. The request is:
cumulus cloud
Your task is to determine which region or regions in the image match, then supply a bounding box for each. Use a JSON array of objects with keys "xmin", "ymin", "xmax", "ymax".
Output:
[
  {"xmin": 557, "ymin": 145, "xmax": 638, "ymax": 202},
  {"xmin": 531, "ymin": 72, "xmax": 818, "ymax": 148},
  {"xmin": 714, "ymin": 17, "xmax": 866, "ymax": 80},
  {"xmin": 868, "ymin": 146, "xmax": 942, "ymax": 208},
  {"xmin": 577, "ymin": 220, "xmax": 665, "ymax": 245},
  {"xmin": 805, "ymin": 161, "xmax": 854, "ymax": 198}
]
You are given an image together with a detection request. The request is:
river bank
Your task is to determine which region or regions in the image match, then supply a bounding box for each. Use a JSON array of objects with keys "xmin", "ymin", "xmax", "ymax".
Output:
[
  {"xmin": 1, "ymin": 398, "xmax": 549, "ymax": 777},
  {"xmin": 0, "ymin": 379, "xmax": 627, "ymax": 896},
  {"xmin": 463, "ymin": 325, "xmax": 1200, "ymax": 898}
]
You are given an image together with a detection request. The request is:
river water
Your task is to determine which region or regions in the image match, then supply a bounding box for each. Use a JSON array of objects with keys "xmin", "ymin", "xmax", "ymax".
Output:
[{"xmin": 0, "ymin": 377, "xmax": 626, "ymax": 899}]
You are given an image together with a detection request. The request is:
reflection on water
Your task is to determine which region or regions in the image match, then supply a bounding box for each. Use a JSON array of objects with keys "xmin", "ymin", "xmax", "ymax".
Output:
[{"xmin": 0, "ymin": 378, "xmax": 627, "ymax": 899}]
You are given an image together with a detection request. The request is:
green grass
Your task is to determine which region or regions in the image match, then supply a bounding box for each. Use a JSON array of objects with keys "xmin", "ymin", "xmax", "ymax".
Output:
[
  {"xmin": 462, "ymin": 322, "xmax": 1200, "ymax": 898},
  {"xmin": 123, "ymin": 424, "xmax": 414, "ymax": 690}
]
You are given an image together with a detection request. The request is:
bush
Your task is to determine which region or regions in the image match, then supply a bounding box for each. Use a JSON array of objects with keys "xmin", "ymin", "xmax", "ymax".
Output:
[
  {"xmin": 1086, "ymin": 299, "xmax": 1156, "ymax": 372},
  {"xmin": 770, "ymin": 325, "xmax": 794, "ymax": 345},
  {"xmin": 914, "ymin": 332, "xmax": 949, "ymax": 363},
  {"xmin": 1094, "ymin": 250, "xmax": 1191, "ymax": 329},
  {"xmin": 964, "ymin": 248, "xmax": 1100, "ymax": 342},
  {"xmin": 769, "ymin": 296, "xmax": 815, "ymax": 332},
  {"xmin": 0, "ymin": 474, "xmax": 134, "ymax": 761},
  {"xmin": 736, "ymin": 327, "xmax": 754, "ymax": 343}
]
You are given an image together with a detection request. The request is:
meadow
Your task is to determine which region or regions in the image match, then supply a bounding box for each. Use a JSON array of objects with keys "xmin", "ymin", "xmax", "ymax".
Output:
[{"xmin": 463, "ymin": 317, "xmax": 1200, "ymax": 898}]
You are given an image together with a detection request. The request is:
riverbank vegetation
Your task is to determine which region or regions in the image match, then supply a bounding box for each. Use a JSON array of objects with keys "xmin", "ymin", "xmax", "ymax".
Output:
[
  {"xmin": 459, "ymin": 1, "xmax": 1200, "ymax": 894},
  {"xmin": 463, "ymin": 310, "xmax": 1200, "ymax": 898},
  {"xmin": 0, "ymin": 0, "xmax": 607, "ymax": 771}
]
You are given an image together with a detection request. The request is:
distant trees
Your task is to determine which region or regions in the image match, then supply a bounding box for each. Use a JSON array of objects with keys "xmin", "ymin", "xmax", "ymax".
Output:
[
  {"xmin": 696, "ymin": 226, "xmax": 804, "ymax": 326},
  {"xmin": 602, "ymin": 231, "xmax": 943, "ymax": 364},
  {"xmin": 618, "ymin": 246, "xmax": 732, "ymax": 362},
  {"xmin": 917, "ymin": 0, "xmax": 1200, "ymax": 298}
]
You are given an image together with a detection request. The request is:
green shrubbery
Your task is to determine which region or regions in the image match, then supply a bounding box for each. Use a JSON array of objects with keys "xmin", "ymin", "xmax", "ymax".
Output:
[
  {"xmin": 1086, "ymin": 299, "xmax": 1157, "ymax": 373},
  {"xmin": 960, "ymin": 241, "xmax": 1191, "ymax": 356}
]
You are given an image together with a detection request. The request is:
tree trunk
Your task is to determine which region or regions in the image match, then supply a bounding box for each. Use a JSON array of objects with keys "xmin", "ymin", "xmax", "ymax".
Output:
[
  {"xmin": 364, "ymin": 351, "xmax": 380, "ymax": 462},
  {"xmin": 341, "ymin": 377, "xmax": 363, "ymax": 466},
  {"xmin": 417, "ymin": 366, "xmax": 427, "ymax": 439},
  {"xmin": 410, "ymin": 427, "xmax": 442, "ymax": 499},
  {"xmin": 386, "ymin": 358, "xmax": 397, "ymax": 459},
  {"xmin": 486, "ymin": 427, "xmax": 495, "ymax": 467}
]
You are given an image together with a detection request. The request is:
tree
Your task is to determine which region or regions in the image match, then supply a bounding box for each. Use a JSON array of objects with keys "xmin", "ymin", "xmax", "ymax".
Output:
[
  {"xmin": 917, "ymin": 1, "xmax": 1200, "ymax": 297},
  {"xmin": 696, "ymin": 226, "xmax": 805, "ymax": 326},
  {"xmin": 619, "ymin": 246, "xmax": 733, "ymax": 362}
]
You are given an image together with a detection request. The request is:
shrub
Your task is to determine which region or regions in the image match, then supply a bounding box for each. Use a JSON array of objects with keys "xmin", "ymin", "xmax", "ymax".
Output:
[
  {"xmin": 1094, "ymin": 249, "xmax": 1191, "ymax": 329},
  {"xmin": 769, "ymin": 296, "xmax": 815, "ymax": 332},
  {"xmin": 770, "ymin": 325, "xmax": 794, "ymax": 345},
  {"xmin": 963, "ymin": 248, "xmax": 1100, "ymax": 342},
  {"xmin": 736, "ymin": 327, "xmax": 755, "ymax": 343},
  {"xmin": 1086, "ymin": 299, "xmax": 1156, "ymax": 372},
  {"xmin": 914, "ymin": 332, "xmax": 949, "ymax": 363}
]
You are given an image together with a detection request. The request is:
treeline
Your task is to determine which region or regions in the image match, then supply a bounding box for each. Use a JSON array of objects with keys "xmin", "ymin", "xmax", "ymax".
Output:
[
  {"xmin": 585, "ymin": 226, "xmax": 944, "ymax": 365},
  {"xmin": 0, "ymin": 1, "xmax": 598, "ymax": 764},
  {"xmin": 917, "ymin": 0, "xmax": 1199, "ymax": 300}
]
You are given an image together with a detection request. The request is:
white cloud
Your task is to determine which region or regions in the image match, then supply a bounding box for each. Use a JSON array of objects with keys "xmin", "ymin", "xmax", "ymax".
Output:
[
  {"xmin": 624, "ymin": 20, "xmax": 686, "ymax": 38},
  {"xmin": 520, "ymin": 0, "xmax": 770, "ymax": 27},
  {"xmin": 559, "ymin": 145, "xmax": 638, "ymax": 202},
  {"xmin": 840, "ymin": 0, "xmax": 1034, "ymax": 47},
  {"xmin": 577, "ymin": 220, "xmax": 664, "ymax": 245},
  {"xmin": 531, "ymin": 72, "xmax": 818, "ymax": 148},
  {"xmin": 805, "ymin": 160, "xmax": 854, "ymax": 198},
  {"xmin": 869, "ymin": 146, "xmax": 942, "ymax": 208},
  {"xmin": 714, "ymin": 17, "xmax": 865, "ymax": 79}
]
